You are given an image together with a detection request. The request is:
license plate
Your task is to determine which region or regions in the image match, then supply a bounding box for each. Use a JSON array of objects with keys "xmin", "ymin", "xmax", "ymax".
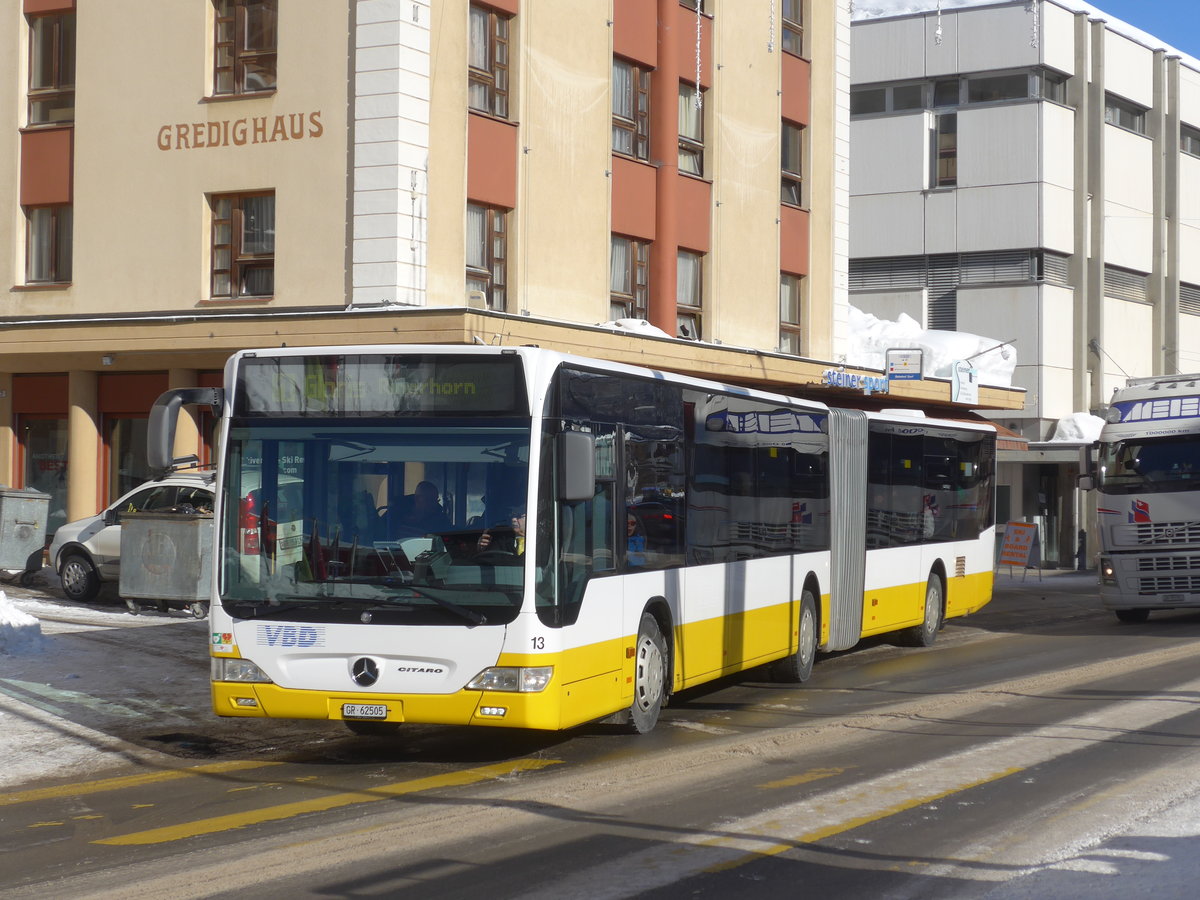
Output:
[{"xmin": 342, "ymin": 703, "xmax": 388, "ymax": 720}]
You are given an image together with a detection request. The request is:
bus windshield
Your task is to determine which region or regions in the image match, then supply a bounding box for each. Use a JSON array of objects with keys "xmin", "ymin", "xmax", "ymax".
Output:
[
  {"xmin": 220, "ymin": 418, "xmax": 531, "ymax": 625},
  {"xmin": 1098, "ymin": 436, "xmax": 1200, "ymax": 494}
]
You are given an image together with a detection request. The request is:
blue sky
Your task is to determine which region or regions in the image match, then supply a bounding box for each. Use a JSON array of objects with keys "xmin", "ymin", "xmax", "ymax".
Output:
[{"xmin": 1089, "ymin": 0, "xmax": 1200, "ymax": 58}]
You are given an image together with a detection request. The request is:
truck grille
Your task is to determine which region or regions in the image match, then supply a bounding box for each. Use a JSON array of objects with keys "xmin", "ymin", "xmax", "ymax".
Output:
[
  {"xmin": 1116, "ymin": 522, "xmax": 1200, "ymax": 546},
  {"xmin": 1138, "ymin": 575, "xmax": 1200, "ymax": 595},
  {"xmin": 1137, "ymin": 555, "xmax": 1200, "ymax": 572}
]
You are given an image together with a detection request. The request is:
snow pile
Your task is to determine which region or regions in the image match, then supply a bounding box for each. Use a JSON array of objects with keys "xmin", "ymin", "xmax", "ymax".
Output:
[
  {"xmin": 851, "ymin": 0, "xmax": 1200, "ymax": 71},
  {"xmin": 595, "ymin": 318, "xmax": 673, "ymax": 338},
  {"xmin": 845, "ymin": 306, "xmax": 1017, "ymax": 386},
  {"xmin": 0, "ymin": 590, "xmax": 43, "ymax": 654},
  {"xmin": 1046, "ymin": 411, "xmax": 1105, "ymax": 443}
]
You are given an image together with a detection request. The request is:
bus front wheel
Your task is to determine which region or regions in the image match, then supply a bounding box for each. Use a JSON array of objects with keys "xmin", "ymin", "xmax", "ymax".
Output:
[
  {"xmin": 771, "ymin": 589, "xmax": 817, "ymax": 683},
  {"xmin": 908, "ymin": 574, "xmax": 943, "ymax": 647},
  {"xmin": 628, "ymin": 613, "xmax": 668, "ymax": 734}
]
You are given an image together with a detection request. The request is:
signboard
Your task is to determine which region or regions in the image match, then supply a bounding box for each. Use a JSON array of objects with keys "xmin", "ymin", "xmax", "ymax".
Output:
[
  {"xmin": 886, "ymin": 348, "xmax": 923, "ymax": 381},
  {"xmin": 822, "ymin": 368, "xmax": 889, "ymax": 396},
  {"xmin": 998, "ymin": 521, "xmax": 1039, "ymax": 567},
  {"xmin": 951, "ymin": 359, "xmax": 979, "ymax": 405}
]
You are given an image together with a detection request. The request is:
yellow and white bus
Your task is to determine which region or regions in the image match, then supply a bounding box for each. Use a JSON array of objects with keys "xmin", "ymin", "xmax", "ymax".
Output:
[{"xmin": 150, "ymin": 346, "xmax": 996, "ymax": 734}]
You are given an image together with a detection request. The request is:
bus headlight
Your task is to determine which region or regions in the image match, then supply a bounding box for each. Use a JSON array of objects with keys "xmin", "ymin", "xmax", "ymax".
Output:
[
  {"xmin": 212, "ymin": 658, "xmax": 273, "ymax": 683},
  {"xmin": 467, "ymin": 666, "xmax": 553, "ymax": 693},
  {"xmin": 1099, "ymin": 556, "xmax": 1116, "ymax": 586}
]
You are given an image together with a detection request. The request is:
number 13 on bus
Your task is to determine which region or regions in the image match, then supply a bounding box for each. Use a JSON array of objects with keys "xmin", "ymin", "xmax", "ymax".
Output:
[{"xmin": 150, "ymin": 346, "xmax": 996, "ymax": 735}]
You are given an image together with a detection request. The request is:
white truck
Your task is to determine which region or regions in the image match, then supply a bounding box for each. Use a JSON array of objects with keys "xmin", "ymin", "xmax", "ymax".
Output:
[{"xmin": 1086, "ymin": 374, "xmax": 1200, "ymax": 622}]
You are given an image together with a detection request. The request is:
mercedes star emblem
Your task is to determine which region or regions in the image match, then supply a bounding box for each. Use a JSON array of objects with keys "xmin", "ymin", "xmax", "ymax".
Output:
[{"xmin": 351, "ymin": 657, "xmax": 380, "ymax": 687}]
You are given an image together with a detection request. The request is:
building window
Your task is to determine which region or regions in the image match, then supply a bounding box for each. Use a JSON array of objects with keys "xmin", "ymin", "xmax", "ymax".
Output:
[
  {"xmin": 932, "ymin": 113, "xmax": 957, "ymax": 187},
  {"xmin": 613, "ymin": 59, "xmax": 651, "ymax": 160},
  {"xmin": 611, "ymin": 236, "xmax": 649, "ymax": 320},
  {"xmin": 211, "ymin": 192, "xmax": 275, "ymax": 300},
  {"xmin": 677, "ymin": 250, "xmax": 703, "ymax": 340},
  {"xmin": 28, "ymin": 12, "xmax": 75, "ymax": 125},
  {"xmin": 850, "ymin": 87, "xmax": 886, "ymax": 116},
  {"xmin": 965, "ymin": 73, "xmax": 1029, "ymax": 104},
  {"xmin": 782, "ymin": 0, "xmax": 803, "ymax": 56},
  {"xmin": 932, "ymin": 79, "xmax": 960, "ymax": 107},
  {"xmin": 1182, "ymin": 124, "xmax": 1200, "ymax": 158},
  {"xmin": 678, "ymin": 83, "xmax": 704, "ymax": 175},
  {"xmin": 468, "ymin": 4, "xmax": 510, "ymax": 118},
  {"xmin": 213, "ymin": 0, "xmax": 278, "ymax": 96},
  {"xmin": 780, "ymin": 274, "xmax": 803, "ymax": 354},
  {"xmin": 782, "ymin": 121, "xmax": 805, "ymax": 205},
  {"xmin": 467, "ymin": 202, "xmax": 508, "ymax": 311},
  {"xmin": 25, "ymin": 205, "xmax": 72, "ymax": 284},
  {"xmin": 1104, "ymin": 94, "xmax": 1146, "ymax": 135},
  {"xmin": 1036, "ymin": 69, "xmax": 1068, "ymax": 104}
]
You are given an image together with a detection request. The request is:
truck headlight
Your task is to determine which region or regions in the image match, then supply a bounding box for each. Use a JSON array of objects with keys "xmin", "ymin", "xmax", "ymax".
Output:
[
  {"xmin": 212, "ymin": 657, "xmax": 273, "ymax": 683},
  {"xmin": 466, "ymin": 666, "xmax": 553, "ymax": 693},
  {"xmin": 1099, "ymin": 556, "xmax": 1116, "ymax": 586}
]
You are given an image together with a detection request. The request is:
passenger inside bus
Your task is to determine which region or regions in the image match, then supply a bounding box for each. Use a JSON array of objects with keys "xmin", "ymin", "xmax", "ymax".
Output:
[{"xmin": 395, "ymin": 480, "xmax": 451, "ymax": 535}]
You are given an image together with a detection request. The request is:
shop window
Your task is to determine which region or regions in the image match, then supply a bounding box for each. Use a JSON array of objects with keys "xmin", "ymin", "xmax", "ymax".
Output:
[
  {"xmin": 28, "ymin": 11, "xmax": 75, "ymax": 125},
  {"xmin": 468, "ymin": 4, "xmax": 511, "ymax": 118},
  {"xmin": 467, "ymin": 202, "xmax": 508, "ymax": 311},
  {"xmin": 20, "ymin": 416, "xmax": 68, "ymax": 539},
  {"xmin": 25, "ymin": 205, "xmax": 73, "ymax": 284},
  {"xmin": 611, "ymin": 235, "xmax": 649, "ymax": 320},
  {"xmin": 213, "ymin": 0, "xmax": 278, "ymax": 96},
  {"xmin": 211, "ymin": 191, "xmax": 275, "ymax": 300},
  {"xmin": 613, "ymin": 58, "xmax": 651, "ymax": 160},
  {"xmin": 106, "ymin": 417, "xmax": 152, "ymax": 504}
]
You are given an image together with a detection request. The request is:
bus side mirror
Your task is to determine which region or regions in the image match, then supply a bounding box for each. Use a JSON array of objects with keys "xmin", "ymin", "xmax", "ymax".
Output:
[
  {"xmin": 557, "ymin": 431, "xmax": 595, "ymax": 502},
  {"xmin": 148, "ymin": 387, "xmax": 224, "ymax": 472}
]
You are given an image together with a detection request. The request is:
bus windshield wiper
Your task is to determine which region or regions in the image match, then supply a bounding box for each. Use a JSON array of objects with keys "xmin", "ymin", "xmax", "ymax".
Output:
[{"xmin": 387, "ymin": 588, "xmax": 487, "ymax": 626}]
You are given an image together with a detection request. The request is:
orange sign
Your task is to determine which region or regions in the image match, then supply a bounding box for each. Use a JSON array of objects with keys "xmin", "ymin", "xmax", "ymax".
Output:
[{"xmin": 999, "ymin": 522, "xmax": 1038, "ymax": 567}]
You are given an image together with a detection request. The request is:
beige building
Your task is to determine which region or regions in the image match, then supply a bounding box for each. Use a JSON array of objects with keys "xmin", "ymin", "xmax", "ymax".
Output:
[{"xmin": 3, "ymin": 0, "xmax": 1020, "ymax": 536}]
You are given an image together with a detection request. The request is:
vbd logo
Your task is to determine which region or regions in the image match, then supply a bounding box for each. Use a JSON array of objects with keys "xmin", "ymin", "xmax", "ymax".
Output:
[
  {"xmin": 257, "ymin": 624, "xmax": 326, "ymax": 648},
  {"xmin": 1130, "ymin": 499, "xmax": 1151, "ymax": 524}
]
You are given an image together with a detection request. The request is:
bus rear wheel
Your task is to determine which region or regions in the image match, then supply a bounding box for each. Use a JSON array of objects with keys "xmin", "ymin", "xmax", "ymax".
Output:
[
  {"xmin": 771, "ymin": 589, "xmax": 817, "ymax": 683},
  {"xmin": 907, "ymin": 574, "xmax": 943, "ymax": 647},
  {"xmin": 1115, "ymin": 608, "xmax": 1150, "ymax": 624},
  {"xmin": 627, "ymin": 613, "xmax": 667, "ymax": 734}
]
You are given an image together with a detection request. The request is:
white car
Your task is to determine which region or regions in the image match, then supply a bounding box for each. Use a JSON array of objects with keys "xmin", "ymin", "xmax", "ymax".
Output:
[{"xmin": 49, "ymin": 472, "xmax": 215, "ymax": 602}]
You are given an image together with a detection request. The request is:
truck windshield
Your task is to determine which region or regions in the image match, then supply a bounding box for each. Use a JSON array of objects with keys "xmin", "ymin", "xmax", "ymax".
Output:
[
  {"xmin": 1098, "ymin": 436, "xmax": 1200, "ymax": 494},
  {"xmin": 219, "ymin": 418, "xmax": 531, "ymax": 626}
]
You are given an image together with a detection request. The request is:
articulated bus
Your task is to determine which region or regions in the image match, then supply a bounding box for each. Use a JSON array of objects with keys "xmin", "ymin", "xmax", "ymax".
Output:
[{"xmin": 150, "ymin": 346, "xmax": 996, "ymax": 734}]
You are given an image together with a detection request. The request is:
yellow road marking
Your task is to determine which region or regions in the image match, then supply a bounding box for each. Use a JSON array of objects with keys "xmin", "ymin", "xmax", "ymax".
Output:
[
  {"xmin": 95, "ymin": 758, "xmax": 562, "ymax": 846},
  {"xmin": 705, "ymin": 766, "xmax": 1024, "ymax": 873},
  {"xmin": 758, "ymin": 767, "xmax": 849, "ymax": 789},
  {"xmin": 0, "ymin": 760, "xmax": 282, "ymax": 808}
]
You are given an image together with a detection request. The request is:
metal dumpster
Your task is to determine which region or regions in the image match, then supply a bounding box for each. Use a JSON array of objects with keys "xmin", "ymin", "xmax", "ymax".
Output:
[
  {"xmin": 119, "ymin": 510, "xmax": 213, "ymax": 617},
  {"xmin": 0, "ymin": 487, "xmax": 51, "ymax": 582}
]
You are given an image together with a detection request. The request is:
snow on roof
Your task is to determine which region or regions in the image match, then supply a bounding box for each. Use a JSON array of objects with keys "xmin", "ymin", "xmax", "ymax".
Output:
[{"xmin": 852, "ymin": 0, "xmax": 1200, "ymax": 72}]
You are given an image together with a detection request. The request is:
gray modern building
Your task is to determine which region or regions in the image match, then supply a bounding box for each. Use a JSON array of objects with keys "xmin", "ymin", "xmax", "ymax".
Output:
[{"xmin": 850, "ymin": 0, "xmax": 1200, "ymax": 565}]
